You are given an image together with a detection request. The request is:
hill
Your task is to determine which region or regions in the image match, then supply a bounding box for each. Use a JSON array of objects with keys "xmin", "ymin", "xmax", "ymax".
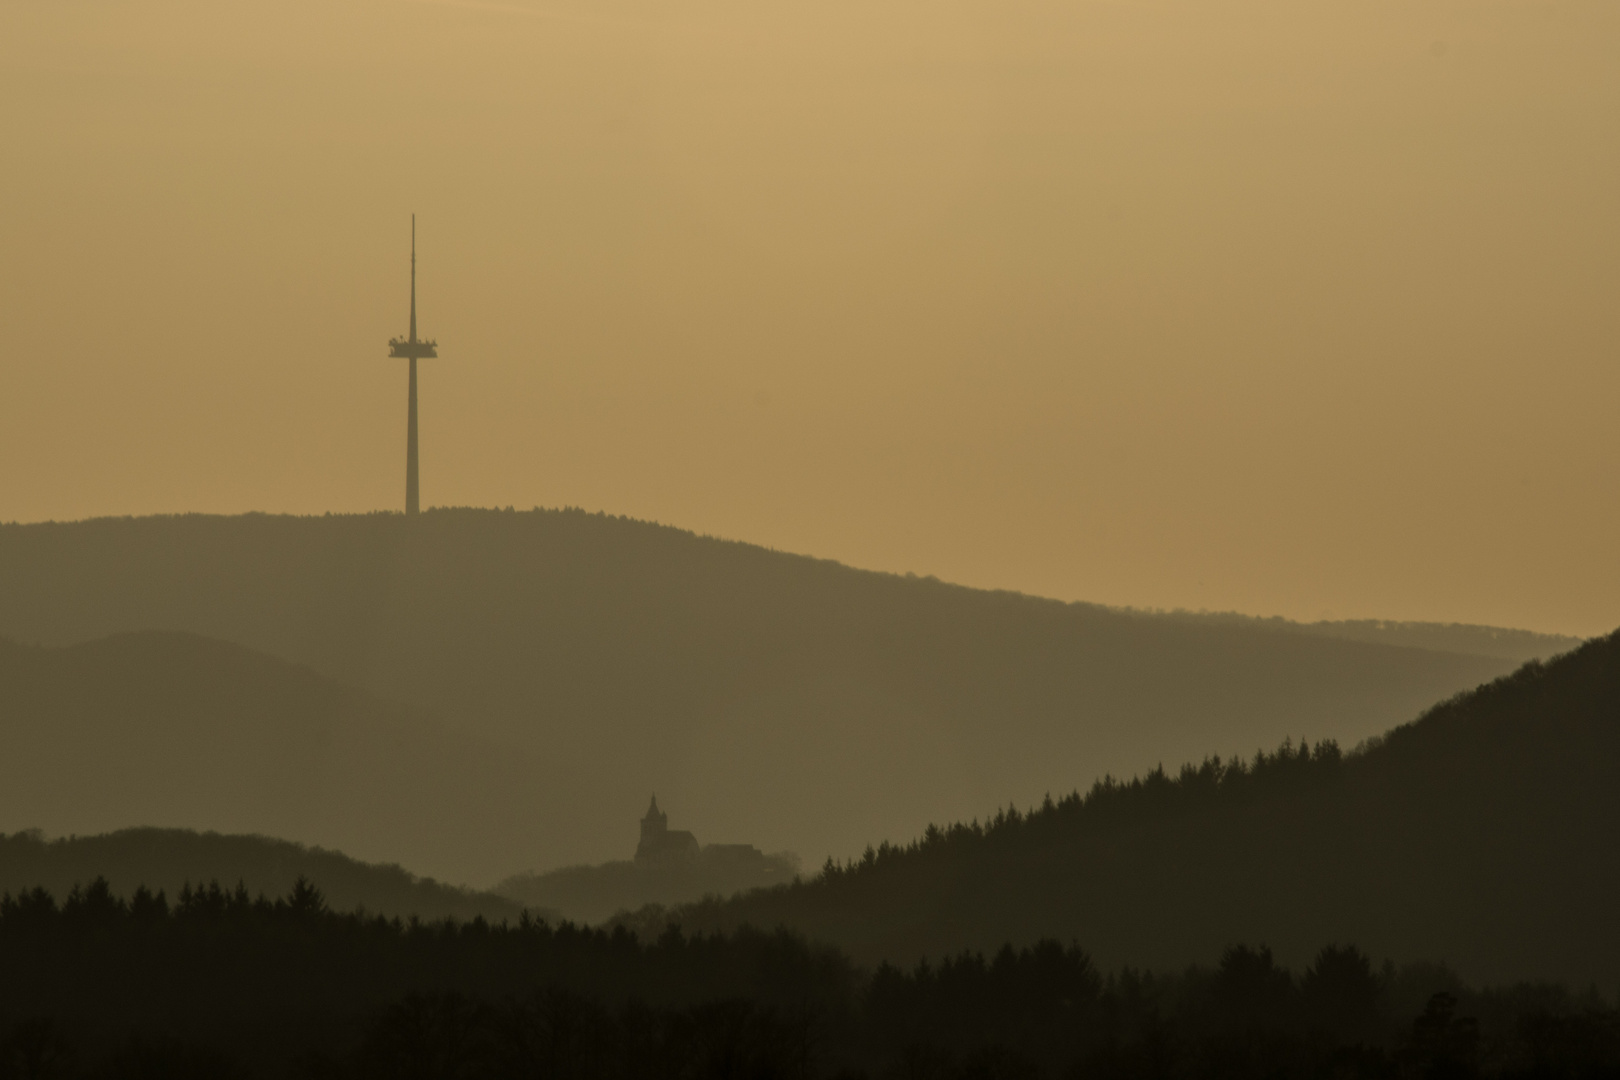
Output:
[
  {"xmin": 1174, "ymin": 613, "xmax": 1580, "ymax": 663},
  {"xmin": 0, "ymin": 632, "xmax": 574, "ymax": 886},
  {"xmin": 638, "ymin": 631, "xmax": 1620, "ymax": 986},
  {"xmin": 496, "ymin": 798, "xmax": 800, "ymax": 923},
  {"xmin": 0, "ymin": 827, "xmax": 525, "ymax": 922},
  {"xmin": 0, "ymin": 509, "xmax": 1566, "ymax": 879},
  {"xmin": 496, "ymin": 849, "xmax": 799, "ymax": 926}
]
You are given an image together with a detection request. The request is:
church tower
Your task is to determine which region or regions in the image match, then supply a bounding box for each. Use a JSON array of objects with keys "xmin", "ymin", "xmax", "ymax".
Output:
[
  {"xmin": 635, "ymin": 795, "xmax": 699, "ymax": 862},
  {"xmin": 639, "ymin": 795, "xmax": 669, "ymax": 854}
]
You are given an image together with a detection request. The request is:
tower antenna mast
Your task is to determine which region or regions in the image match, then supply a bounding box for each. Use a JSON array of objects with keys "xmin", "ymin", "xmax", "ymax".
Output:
[{"xmin": 387, "ymin": 214, "xmax": 439, "ymax": 516}]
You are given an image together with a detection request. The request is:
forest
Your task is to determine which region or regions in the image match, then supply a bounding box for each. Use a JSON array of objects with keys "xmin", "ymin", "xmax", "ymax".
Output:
[
  {"xmin": 2, "ymin": 877, "xmax": 1616, "ymax": 1080},
  {"xmin": 0, "ymin": 508, "xmax": 1545, "ymax": 883},
  {"xmin": 3, "ymin": 519, "xmax": 1613, "ymax": 1073},
  {"xmin": 638, "ymin": 630, "xmax": 1620, "ymax": 984},
  {"xmin": 0, "ymin": 828, "xmax": 520, "ymax": 925},
  {"xmin": 1, "ymin": 578, "xmax": 1615, "ymax": 1076}
]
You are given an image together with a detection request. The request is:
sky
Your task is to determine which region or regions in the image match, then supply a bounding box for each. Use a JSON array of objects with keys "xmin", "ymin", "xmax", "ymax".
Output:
[{"xmin": 2, "ymin": 0, "xmax": 1617, "ymax": 637}]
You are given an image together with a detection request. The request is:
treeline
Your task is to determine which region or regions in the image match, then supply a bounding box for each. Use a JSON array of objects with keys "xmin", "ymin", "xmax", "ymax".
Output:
[
  {"xmin": 812, "ymin": 735, "xmax": 1348, "ymax": 881},
  {"xmin": 635, "ymin": 632, "xmax": 1620, "ymax": 982},
  {"xmin": 0, "ymin": 828, "xmax": 524, "ymax": 926},
  {"xmin": 3, "ymin": 879, "xmax": 1618, "ymax": 1079}
]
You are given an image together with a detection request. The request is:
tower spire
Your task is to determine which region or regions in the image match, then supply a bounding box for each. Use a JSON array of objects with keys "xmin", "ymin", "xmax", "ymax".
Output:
[{"xmin": 387, "ymin": 215, "xmax": 439, "ymax": 517}]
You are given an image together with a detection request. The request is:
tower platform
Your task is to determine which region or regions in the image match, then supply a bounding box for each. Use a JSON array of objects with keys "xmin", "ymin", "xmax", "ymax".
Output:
[{"xmin": 388, "ymin": 337, "xmax": 438, "ymax": 359}]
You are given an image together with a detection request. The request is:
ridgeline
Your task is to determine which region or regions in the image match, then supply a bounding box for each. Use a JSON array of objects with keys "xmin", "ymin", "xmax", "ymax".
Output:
[
  {"xmin": 0, "ymin": 828, "xmax": 523, "ymax": 923},
  {"xmin": 638, "ymin": 632, "xmax": 1620, "ymax": 986},
  {"xmin": 0, "ymin": 509, "xmax": 1566, "ymax": 883},
  {"xmin": 0, "ymin": 632, "xmax": 555, "ymax": 888}
]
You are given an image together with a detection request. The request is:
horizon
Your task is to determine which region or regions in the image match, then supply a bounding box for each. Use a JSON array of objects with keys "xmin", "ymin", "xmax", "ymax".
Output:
[
  {"xmin": 0, "ymin": 504, "xmax": 1596, "ymax": 644},
  {"xmin": 4, "ymin": 0, "xmax": 1618, "ymax": 638}
]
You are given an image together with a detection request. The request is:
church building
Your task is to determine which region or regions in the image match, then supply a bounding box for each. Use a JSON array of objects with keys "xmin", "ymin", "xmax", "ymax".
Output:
[{"xmin": 635, "ymin": 795, "xmax": 701, "ymax": 862}]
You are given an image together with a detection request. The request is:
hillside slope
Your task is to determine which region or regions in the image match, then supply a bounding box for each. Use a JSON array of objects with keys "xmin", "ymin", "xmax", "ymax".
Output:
[
  {"xmin": 0, "ymin": 828, "xmax": 524, "ymax": 922},
  {"xmin": 0, "ymin": 509, "xmax": 1555, "ymax": 873},
  {"xmin": 0, "ymin": 632, "xmax": 573, "ymax": 885},
  {"xmin": 649, "ymin": 631, "xmax": 1620, "ymax": 986}
]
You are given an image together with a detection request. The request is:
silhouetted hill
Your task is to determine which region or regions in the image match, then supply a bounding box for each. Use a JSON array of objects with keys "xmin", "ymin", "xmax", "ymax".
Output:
[
  {"xmin": 497, "ymin": 797, "xmax": 802, "ymax": 922},
  {"xmin": 496, "ymin": 849, "xmax": 800, "ymax": 926},
  {"xmin": 1176, "ymin": 613, "xmax": 1580, "ymax": 662},
  {"xmin": 0, "ymin": 827, "xmax": 525, "ymax": 922},
  {"xmin": 495, "ymin": 796, "xmax": 800, "ymax": 922},
  {"xmin": 0, "ymin": 509, "xmax": 1562, "ymax": 880},
  {"xmin": 639, "ymin": 632, "xmax": 1620, "ymax": 986},
  {"xmin": 0, "ymin": 632, "xmax": 573, "ymax": 886}
]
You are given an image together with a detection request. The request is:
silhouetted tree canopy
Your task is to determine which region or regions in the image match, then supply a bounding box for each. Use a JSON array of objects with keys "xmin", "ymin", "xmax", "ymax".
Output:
[
  {"xmin": 639, "ymin": 630, "xmax": 1620, "ymax": 984},
  {"xmin": 2, "ymin": 879, "xmax": 1617, "ymax": 1079},
  {"xmin": 0, "ymin": 828, "xmax": 522, "ymax": 925}
]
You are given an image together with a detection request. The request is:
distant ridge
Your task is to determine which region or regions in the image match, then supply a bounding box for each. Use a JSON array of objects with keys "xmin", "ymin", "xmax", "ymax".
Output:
[
  {"xmin": 1161, "ymin": 611, "xmax": 1579, "ymax": 662},
  {"xmin": 0, "ymin": 509, "xmax": 1554, "ymax": 879},
  {"xmin": 0, "ymin": 631, "xmax": 566, "ymax": 888},
  {"xmin": 638, "ymin": 631, "xmax": 1620, "ymax": 986},
  {"xmin": 496, "ymin": 797, "xmax": 800, "ymax": 923},
  {"xmin": 0, "ymin": 827, "xmax": 527, "ymax": 922}
]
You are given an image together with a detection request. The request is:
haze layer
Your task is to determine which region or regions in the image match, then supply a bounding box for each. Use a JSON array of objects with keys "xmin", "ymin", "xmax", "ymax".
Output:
[
  {"xmin": 0, "ymin": 509, "xmax": 1549, "ymax": 883},
  {"xmin": 3, "ymin": 0, "xmax": 1617, "ymax": 634}
]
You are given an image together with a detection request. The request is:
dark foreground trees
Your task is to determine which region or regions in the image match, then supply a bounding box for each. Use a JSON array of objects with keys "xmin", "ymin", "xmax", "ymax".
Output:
[{"xmin": 2, "ymin": 879, "xmax": 1617, "ymax": 1080}]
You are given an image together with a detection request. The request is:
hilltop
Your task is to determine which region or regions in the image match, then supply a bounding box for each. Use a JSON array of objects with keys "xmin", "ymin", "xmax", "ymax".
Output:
[
  {"xmin": 0, "ymin": 827, "xmax": 524, "ymax": 923},
  {"xmin": 496, "ymin": 798, "xmax": 801, "ymax": 923},
  {"xmin": 638, "ymin": 631, "xmax": 1620, "ymax": 986},
  {"xmin": 0, "ymin": 509, "xmax": 1567, "ymax": 880},
  {"xmin": 496, "ymin": 848, "xmax": 799, "ymax": 926}
]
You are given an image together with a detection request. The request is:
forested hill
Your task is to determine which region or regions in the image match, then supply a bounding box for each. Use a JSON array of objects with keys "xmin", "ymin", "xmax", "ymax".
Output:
[
  {"xmin": 647, "ymin": 631, "xmax": 1620, "ymax": 987},
  {"xmin": 0, "ymin": 632, "xmax": 568, "ymax": 887},
  {"xmin": 0, "ymin": 828, "xmax": 523, "ymax": 922},
  {"xmin": 0, "ymin": 510, "xmax": 1562, "ymax": 879}
]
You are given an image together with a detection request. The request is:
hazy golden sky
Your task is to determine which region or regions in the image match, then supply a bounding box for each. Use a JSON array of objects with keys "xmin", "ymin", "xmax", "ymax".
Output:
[{"xmin": 3, "ymin": 0, "xmax": 1617, "ymax": 636}]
